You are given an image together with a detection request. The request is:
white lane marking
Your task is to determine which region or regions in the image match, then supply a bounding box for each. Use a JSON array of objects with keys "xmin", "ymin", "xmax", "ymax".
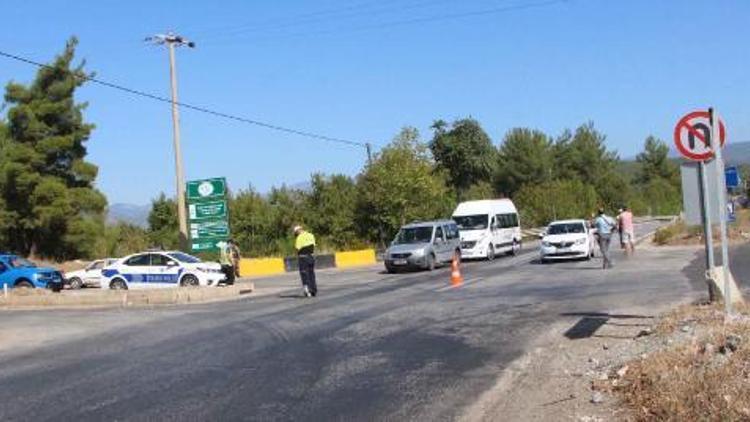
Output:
[{"xmin": 436, "ymin": 277, "xmax": 482, "ymax": 292}]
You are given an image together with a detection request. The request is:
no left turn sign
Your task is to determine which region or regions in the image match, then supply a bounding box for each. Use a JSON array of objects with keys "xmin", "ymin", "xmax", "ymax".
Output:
[{"xmin": 673, "ymin": 111, "xmax": 726, "ymax": 161}]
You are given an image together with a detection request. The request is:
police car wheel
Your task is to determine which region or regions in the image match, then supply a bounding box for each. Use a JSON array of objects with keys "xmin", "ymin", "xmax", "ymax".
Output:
[
  {"xmin": 180, "ymin": 275, "xmax": 199, "ymax": 287},
  {"xmin": 110, "ymin": 279, "xmax": 127, "ymax": 290}
]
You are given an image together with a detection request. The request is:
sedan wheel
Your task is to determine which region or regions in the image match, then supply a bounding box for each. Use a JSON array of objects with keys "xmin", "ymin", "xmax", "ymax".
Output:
[
  {"xmin": 68, "ymin": 277, "xmax": 83, "ymax": 290},
  {"xmin": 110, "ymin": 279, "xmax": 128, "ymax": 290},
  {"xmin": 180, "ymin": 274, "xmax": 200, "ymax": 287}
]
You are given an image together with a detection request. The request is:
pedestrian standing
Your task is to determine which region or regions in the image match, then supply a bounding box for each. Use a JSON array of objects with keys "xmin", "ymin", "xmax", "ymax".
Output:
[
  {"xmin": 593, "ymin": 208, "xmax": 617, "ymax": 269},
  {"xmin": 618, "ymin": 206, "xmax": 635, "ymax": 255},
  {"xmin": 293, "ymin": 225, "xmax": 317, "ymax": 297},
  {"xmin": 229, "ymin": 239, "xmax": 242, "ymax": 277},
  {"xmin": 219, "ymin": 241, "xmax": 236, "ymax": 286}
]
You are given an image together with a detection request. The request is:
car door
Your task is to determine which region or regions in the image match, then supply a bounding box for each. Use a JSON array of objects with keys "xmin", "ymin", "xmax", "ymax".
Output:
[
  {"xmin": 84, "ymin": 260, "xmax": 104, "ymax": 286},
  {"xmin": 149, "ymin": 254, "xmax": 181, "ymax": 288},
  {"xmin": 433, "ymin": 226, "xmax": 449, "ymax": 263},
  {"xmin": 121, "ymin": 254, "xmax": 151, "ymax": 289}
]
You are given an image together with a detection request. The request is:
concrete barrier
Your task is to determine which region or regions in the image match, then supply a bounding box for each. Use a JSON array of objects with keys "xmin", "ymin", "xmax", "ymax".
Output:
[
  {"xmin": 335, "ymin": 249, "xmax": 377, "ymax": 268},
  {"xmin": 239, "ymin": 258, "xmax": 286, "ymax": 277},
  {"xmin": 0, "ymin": 283, "xmax": 254, "ymax": 309}
]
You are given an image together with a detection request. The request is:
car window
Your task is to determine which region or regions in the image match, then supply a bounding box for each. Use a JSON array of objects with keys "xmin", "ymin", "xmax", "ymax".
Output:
[
  {"xmin": 9, "ymin": 257, "xmax": 35, "ymax": 268},
  {"xmin": 548, "ymin": 223, "xmax": 586, "ymax": 235},
  {"xmin": 124, "ymin": 254, "xmax": 150, "ymax": 266},
  {"xmin": 454, "ymin": 215, "xmax": 488, "ymax": 230},
  {"xmin": 89, "ymin": 261, "xmax": 104, "ymax": 270},
  {"xmin": 446, "ymin": 224, "xmax": 459, "ymax": 240},
  {"xmin": 497, "ymin": 213, "xmax": 519, "ymax": 229},
  {"xmin": 435, "ymin": 226, "xmax": 444, "ymax": 241},
  {"xmin": 168, "ymin": 252, "xmax": 201, "ymax": 263},
  {"xmin": 393, "ymin": 227, "xmax": 434, "ymax": 244},
  {"xmin": 151, "ymin": 254, "xmax": 177, "ymax": 266}
]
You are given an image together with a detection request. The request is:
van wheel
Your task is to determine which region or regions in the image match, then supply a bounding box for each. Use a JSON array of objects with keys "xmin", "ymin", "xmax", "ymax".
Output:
[
  {"xmin": 487, "ymin": 245, "xmax": 495, "ymax": 261},
  {"xmin": 508, "ymin": 240, "xmax": 520, "ymax": 256}
]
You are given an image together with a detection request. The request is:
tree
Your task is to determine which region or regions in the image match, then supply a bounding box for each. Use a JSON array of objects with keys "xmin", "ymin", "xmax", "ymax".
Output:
[
  {"xmin": 148, "ymin": 193, "xmax": 179, "ymax": 250},
  {"xmin": 0, "ymin": 37, "xmax": 107, "ymax": 259},
  {"xmin": 636, "ymin": 136, "xmax": 679, "ymax": 185},
  {"xmin": 230, "ymin": 187, "xmax": 279, "ymax": 257},
  {"xmin": 99, "ymin": 222, "xmax": 150, "ymax": 258},
  {"xmin": 357, "ymin": 127, "xmax": 454, "ymax": 245},
  {"xmin": 495, "ymin": 128, "xmax": 554, "ymax": 197},
  {"xmin": 553, "ymin": 123, "xmax": 626, "ymax": 209},
  {"xmin": 306, "ymin": 173, "xmax": 359, "ymax": 250},
  {"xmin": 430, "ymin": 118, "xmax": 496, "ymax": 199},
  {"xmin": 514, "ymin": 180, "xmax": 599, "ymax": 227}
]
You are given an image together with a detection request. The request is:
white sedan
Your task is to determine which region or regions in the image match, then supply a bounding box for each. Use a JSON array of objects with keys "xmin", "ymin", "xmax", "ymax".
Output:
[
  {"xmin": 101, "ymin": 251, "xmax": 225, "ymax": 290},
  {"xmin": 539, "ymin": 219, "xmax": 596, "ymax": 262},
  {"xmin": 65, "ymin": 258, "xmax": 117, "ymax": 289}
]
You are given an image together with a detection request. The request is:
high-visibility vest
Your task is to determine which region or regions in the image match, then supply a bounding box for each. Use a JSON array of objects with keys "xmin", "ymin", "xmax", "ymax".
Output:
[{"xmin": 295, "ymin": 231, "xmax": 316, "ymax": 252}]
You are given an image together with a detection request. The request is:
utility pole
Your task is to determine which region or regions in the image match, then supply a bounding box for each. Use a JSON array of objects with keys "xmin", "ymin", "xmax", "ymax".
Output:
[{"xmin": 146, "ymin": 33, "xmax": 195, "ymax": 250}]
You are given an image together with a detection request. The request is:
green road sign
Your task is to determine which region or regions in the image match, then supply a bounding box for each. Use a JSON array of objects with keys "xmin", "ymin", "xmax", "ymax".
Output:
[
  {"xmin": 188, "ymin": 200, "xmax": 227, "ymax": 221},
  {"xmin": 191, "ymin": 237, "xmax": 226, "ymax": 252},
  {"xmin": 190, "ymin": 220, "xmax": 230, "ymax": 239},
  {"xmin": 186, "ymin": 178, "xmax": 227, "ymax": 201}
]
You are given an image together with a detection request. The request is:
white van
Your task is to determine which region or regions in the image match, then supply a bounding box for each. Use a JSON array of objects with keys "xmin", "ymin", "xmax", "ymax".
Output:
[{"xmin": 452, "ymin": 199, "xmax": 522, "ymax": 260}]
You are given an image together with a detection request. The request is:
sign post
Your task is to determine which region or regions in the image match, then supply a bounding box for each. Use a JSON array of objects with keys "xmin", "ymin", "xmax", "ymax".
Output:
[
  {"xmin": 186, "ymin": 177, "xmax": 230, "ymax": 253},
  {"xmin": 709, "ymin": 108, "xmax": 733, "ymax": 315},
  {"xmin": 675, "ymin": 109, "xmax": 741, "ymax": 313}
]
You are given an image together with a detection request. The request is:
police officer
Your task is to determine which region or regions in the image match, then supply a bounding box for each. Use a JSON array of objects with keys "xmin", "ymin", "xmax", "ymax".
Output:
[
  {"xmin": 293, "ymin": 225, "xmax": 317, "ymax": 297},
  {"xmin": 219, "ymin": 240, "xmax": 236, "ymax": 286}
]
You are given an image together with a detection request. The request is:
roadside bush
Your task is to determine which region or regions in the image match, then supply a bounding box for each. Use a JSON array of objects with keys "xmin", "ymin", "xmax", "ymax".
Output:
[{"xmin": 514, "ymin": 179, "xmax": 598, "ymax": 227}]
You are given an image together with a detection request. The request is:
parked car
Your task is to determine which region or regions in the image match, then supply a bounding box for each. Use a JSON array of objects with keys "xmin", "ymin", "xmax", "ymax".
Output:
[
  {"xmin": 539, "ymin": 219, "xmax": 596, "ymax": 263},
  {"xmin": 0, "ymin": 254, "xmax": 64, "ymax": 291},
  {"xmin": 384, "ymin": 220, "xmax": 461, "ymax": 273},
  {"xmin": 101, "ymin": 251, "xmax": 225, "ymax": 290},
  {"xmin": 64, "ymin": 258, "xmax": 118, "ymax": 289},
  {"xmin": 453, "ymin": 199, "xmax": 522, "ymax": 260}
]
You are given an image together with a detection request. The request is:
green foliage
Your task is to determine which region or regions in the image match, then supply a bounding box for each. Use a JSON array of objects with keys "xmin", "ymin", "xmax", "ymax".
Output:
[
  {"xmin": 495, "ymin": 128, "xmax": 553, "ymax": 197},
  {"xmin": 358, "ymin": 127, "xmax": 454, "ymax": 245},
  {"xmin": 306, "ymin": 173, "xmax": 361, "ymax": 250},
  {"xmin": 98, "ymin": 222, "xmax": 150, "ymax": 258},
  {"xmin": 514, "ymin": 179, "xmax": 599, "ymax": 227},
  {"xmin": 229, "ymin": 187, "xmax": 280, "ymax": 257},
  {"xmin": 636, "ymin": 136, "xmax": 679, "ymax": 185},
  {"xmin": 430, "ymin": 118, "xmax": 496, "ymax": 199},
  {"xmin": 462, "ymin": 181, "xmax": 496, "ymax": 201},
  {"xmin": 147, "ymin": 193, "xmax": 179, "ymax": 250},
  {"xmin": 638, "ymin": 178, "xmax": 682, "ymax": 216},
  {"xmin": 0, "ymin": 37, "xmax": 106, "ymax": 259}
]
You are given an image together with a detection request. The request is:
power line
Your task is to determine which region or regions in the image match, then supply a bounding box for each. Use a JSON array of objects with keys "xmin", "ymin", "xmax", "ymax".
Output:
[
  {"xmin": 0, "ymin": 49, "xmax": 368, "ymax": 149},
  {"xmin": 201, "ymin": 0, "xmax": 568, "ymax": 45}
]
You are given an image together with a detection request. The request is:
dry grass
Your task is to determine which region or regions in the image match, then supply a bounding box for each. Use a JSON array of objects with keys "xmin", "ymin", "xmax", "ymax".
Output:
[
  {"xmin": 616, "ymin": 302, "xmax": 750, "ymax": 421},
  {"xmin": 653, "ymin": 209, "xmax": 750, "ymax": 246}
]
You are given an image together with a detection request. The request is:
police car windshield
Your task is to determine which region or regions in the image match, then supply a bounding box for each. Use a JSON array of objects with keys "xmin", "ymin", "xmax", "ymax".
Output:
[
  {"xmin": 394, "ymin": 227, "xmax": 433, "ymax": 245},
  {"xmin": 9, "ymin": 257, "xmax": 36, "ymax": 268},
  {"xmin": 454, "ymin": 215, "xmax": 488, "ymax": 230},
  {"xmin": 548, "ymin": 223, "xmax": 585, "ymax": 235},
  {"xmin": 168, "ymin": 252, "xmax": 202, "ymax": 263}
]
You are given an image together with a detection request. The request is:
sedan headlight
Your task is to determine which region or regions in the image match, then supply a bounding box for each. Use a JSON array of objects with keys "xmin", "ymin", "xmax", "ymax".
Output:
[
  {"xmin": 574, "ymin": 238, "xmax": 587, "ymax": 245},
  {"xmin": 411, "ymin": 248, "xmax": 426, "ymax": 257}
]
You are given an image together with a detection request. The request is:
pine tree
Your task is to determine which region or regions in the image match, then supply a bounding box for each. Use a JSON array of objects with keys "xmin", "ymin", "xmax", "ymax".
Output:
[{"xmin": 0, "ymin": 37, "xmax": 106, "ymax": 258}]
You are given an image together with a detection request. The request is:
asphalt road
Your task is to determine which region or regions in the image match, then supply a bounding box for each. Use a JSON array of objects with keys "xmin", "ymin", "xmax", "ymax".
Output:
[{"xmin": 0, "ymin": 220, "xmax": 708, "ymax": 421}]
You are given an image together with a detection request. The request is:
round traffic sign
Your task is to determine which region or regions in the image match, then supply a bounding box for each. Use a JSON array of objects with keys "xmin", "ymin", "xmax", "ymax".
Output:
[{"xmin": 673, "ymin": 111, "xmax": 726, "ymax": 161}]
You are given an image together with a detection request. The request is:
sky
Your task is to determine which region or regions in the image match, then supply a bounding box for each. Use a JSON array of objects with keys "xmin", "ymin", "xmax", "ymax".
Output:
[{"xmin": 1, "ymin": 0, "xmax": 749, "ymax": 205}]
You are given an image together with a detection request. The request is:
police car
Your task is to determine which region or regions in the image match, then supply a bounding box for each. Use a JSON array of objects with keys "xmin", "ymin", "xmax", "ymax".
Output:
[{"xmin": 101, "ymin": 251, "xmax": 225, "ymax": 290}]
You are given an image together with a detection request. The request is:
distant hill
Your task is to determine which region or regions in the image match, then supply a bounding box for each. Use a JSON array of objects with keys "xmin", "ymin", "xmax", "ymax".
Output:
[
  {"xmin": 669, "ymin": 141, "xmax": 750, "ymax": 166},
  {"xmin": 107, "ymin": 203, "xmax": 149, "ymax": 228}
]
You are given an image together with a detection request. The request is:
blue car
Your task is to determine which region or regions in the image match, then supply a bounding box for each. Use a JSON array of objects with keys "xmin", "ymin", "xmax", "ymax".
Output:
[{"xmin": 0, "ymin": 254, "xmax": 64, "ymax": 292}]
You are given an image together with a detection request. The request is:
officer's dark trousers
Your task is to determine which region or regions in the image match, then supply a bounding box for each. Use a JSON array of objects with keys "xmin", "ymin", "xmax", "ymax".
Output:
[
  {"xmin": 298, "ymin": 254, "xmax": 317, "ymax": 296},
  {"xmin": 221, "ymin": 265, "xmax": 235, "ymax": 285}
]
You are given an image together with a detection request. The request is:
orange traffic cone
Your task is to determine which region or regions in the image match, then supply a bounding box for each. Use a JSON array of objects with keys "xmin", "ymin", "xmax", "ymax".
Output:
[{"xmin": 450, "ymin": 254, "xmax": 463, "ymax": 286}]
